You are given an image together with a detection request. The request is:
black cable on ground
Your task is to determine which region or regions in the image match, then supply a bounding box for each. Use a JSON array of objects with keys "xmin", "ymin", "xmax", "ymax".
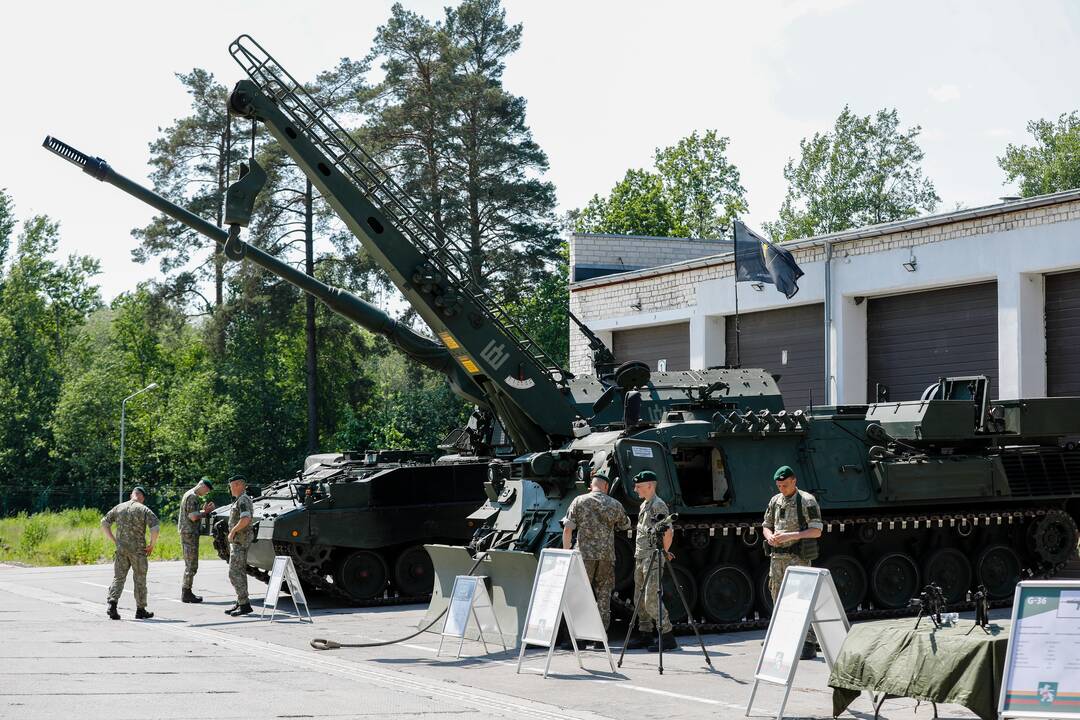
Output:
[{"xmin": 310, "ymin": 550, "xmax": 490, "ymax": 651}]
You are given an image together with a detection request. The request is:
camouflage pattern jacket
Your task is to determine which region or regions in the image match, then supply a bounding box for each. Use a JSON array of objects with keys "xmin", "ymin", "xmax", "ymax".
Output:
[
  {"xmin": 102, "ymin": 500, "xmax": 160, "ymax": 553},
  {"xmin": 762, "ymin": 489, "xmax": 823, "ymax": 560},
  {"xmin": 562, "ymin": 491, "xmax": 631, "ymax": 562},
  {"xmin": 634, "ymin": 496, "xmax": 671, "ymax": 560},
  {"xmin": 228, "ymin": 493, "xmax": 255, "ymax": 546},
  {"xmin": 177, "ymin": 488, "xmax": 202, "ymax": 536}
]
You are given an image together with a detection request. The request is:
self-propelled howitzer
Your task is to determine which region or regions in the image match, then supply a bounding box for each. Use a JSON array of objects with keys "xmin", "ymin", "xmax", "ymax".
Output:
[{"xmin": 42, "ymin": 135, "xmax": 507, "ymax": 602}]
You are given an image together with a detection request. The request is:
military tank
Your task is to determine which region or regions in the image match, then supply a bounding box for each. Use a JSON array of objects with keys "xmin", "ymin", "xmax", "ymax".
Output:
[
  {"xmin": 47, "ymin": 35, "xmax": 1080, "ymax": 635},
  {"xmin": 208, "ymin": 440, "xmax": 511, "ymax": 602}
]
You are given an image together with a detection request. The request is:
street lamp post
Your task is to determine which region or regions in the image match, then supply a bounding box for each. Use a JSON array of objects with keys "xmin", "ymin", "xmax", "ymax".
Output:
[{"xmin": 120, "ymin": 382, "xmax": 158, "ymax": 504}]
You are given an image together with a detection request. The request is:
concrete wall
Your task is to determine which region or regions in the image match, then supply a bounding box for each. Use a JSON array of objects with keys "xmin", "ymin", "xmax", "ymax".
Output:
[{"xmin": 569, "ymin": 195, "xmax": 1080, "ymax": 403}]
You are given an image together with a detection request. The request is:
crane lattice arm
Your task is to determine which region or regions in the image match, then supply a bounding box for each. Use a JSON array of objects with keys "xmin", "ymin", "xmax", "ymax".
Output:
[{"xmin": 226, "ymin": 35, "xmax": 579, "ymax": 451}]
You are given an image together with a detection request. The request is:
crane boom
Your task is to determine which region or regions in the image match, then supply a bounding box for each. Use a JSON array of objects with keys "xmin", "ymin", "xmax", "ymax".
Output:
[{"xmin": 226, "ymin": 35, "xmax": 580, "ymax": 451}]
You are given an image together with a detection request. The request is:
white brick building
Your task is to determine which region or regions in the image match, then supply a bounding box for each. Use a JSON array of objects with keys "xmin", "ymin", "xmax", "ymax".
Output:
[{"xmin": 568, "ymin": 190, "xmax": 1080, "ymax": 406}]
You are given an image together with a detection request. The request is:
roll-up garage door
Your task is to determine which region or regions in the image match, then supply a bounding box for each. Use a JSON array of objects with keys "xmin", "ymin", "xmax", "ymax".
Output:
[
  {"xmin": 867, "ymin": 282, "xmax": 998, "ymax": 401},
  {"xmin": 1046, "ymin": 270, "xmax": 1080, "ymax": 396},
  {"xmin": 724, "ymin": 304, "xmax": 824, "ymax": 410},
  {"xmin": 612, "ymin": 322, "xmax": 690, "ymax": 372}
]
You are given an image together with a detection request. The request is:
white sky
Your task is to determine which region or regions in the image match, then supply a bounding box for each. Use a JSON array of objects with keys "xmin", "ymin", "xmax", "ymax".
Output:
[{"xmin": 2, "ymin": 0, "xmax": 1079, "ymax": 301}]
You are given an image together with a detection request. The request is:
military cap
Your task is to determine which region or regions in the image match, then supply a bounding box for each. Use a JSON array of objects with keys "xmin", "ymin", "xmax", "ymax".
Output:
[
  {"xmin": 773, "ymin": 465, "xmax": 796, "ymax": 482},
  {"xmin": 131, "ymin": 485, "xmax": 147, "ymax": 498},
  {"xmin": 198, "ymin": 476, "xmax": 213, "ymax": 489},
  {"xmin": 227, "ymin": 474, "xmax": 246, "ymax": 485},
  {"xmin": 591, "ymin": 471, "xmax": 609, "ymax": 482},
  {"xmin": 633, "ymin": 470, "xmax": 658, "ymax": 484}
]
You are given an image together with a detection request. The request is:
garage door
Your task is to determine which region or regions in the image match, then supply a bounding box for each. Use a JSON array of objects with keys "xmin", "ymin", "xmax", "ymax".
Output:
[
  {"xmin": 867, "ymin": 282, "xmax": 998, "ymax": 401},
  {"xmin": 612, "ymin": 322, "xmax": 690, "ymax": 372},
  {"xmin": 724, "ymin": 304, "xmax": 824, "ymax": 410},
  {"xmin": 1046, "ymin": 270, "xmax": 1080, "ymax": 396}
]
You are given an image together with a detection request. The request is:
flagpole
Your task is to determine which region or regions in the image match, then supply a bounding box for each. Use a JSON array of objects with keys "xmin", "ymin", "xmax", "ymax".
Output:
[{"xmin": 733, "ymin": 221, "xmax": 741, "ymax": 368}]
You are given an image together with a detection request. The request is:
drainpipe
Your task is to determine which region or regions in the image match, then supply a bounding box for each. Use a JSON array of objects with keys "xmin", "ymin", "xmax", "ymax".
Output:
[{"xmin": 824, "ymin": 240, "xmax": 833, "ymax": 405}]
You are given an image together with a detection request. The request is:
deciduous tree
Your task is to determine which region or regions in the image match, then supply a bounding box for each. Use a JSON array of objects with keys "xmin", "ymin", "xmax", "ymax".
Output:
[{"xmin": 999, "ymin": 111, "xmax": 1080, "ymax": 196}]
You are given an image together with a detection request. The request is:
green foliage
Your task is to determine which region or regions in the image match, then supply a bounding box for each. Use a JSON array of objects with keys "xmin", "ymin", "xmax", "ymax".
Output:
[
  {"xmin": 998, "ymin": 111, "xmax": 1080, "ymax": 196},
  {"xmin": 0, "ymin": 510, "xmax": 217, "ymax": 566},
  {"xmin": 501, "ymin": 244, "xmax": 569, "ymax": 367},
  {"xmin": 367, "ymin": 0, "xmax": 559, "ymax": 300},
  {"xmin": 766, "ymin": 107, "xmax": 939, "ymax": 241},
  {"xmin": 575, "ymin": 130, "xmax": 746, "ymax": 239}
]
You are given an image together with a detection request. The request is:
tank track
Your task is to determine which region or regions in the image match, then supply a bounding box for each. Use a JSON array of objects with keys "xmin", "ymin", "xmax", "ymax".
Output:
[
  {"xmin": 271, "ymin": 541, "xmax": 430, "ymax": 608},
  {"xmin": 616, "ymin": 504, "xmax": 1077, "ymax": 635}
]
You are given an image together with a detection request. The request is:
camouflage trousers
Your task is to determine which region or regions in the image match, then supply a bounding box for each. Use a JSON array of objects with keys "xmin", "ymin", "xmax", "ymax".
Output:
[
  {"xmin": 768, "ymin": 554, "xmax": 816, "ymax": 644},
  {"xmin": 108, "ymin": 548, "xmax": 148, "ymax": 608},
  {"xmin": 580, "ymin": 554, "xmax": 616, "ymax": 631},
  {"xmin": 180, "ymin": 533, "xmax": 199, "ymax": 590},
  {"xmin": 633, "ymin": 556, "xmax": 672, "ymax": 634},
  {"xmin": 228, "ymin": 543, "xmax": 249, "ymax": 604}
]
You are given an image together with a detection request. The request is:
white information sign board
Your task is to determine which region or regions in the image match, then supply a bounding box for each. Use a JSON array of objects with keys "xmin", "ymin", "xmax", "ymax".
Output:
[
  {"xmin": 516, "ymin": 549, "xmax": 615, "ymax": 678},
  {"xmin": 261, "ymin": 556, "xmax": 313, "ymax": 623},
  {"xmin": 999, "ymin": 580, "xmax": 1080, "ymax": 719},
  {"xmin": 746, "ymin": 567, "xmax": 849, "ymax": 720},
  {"xmin": 437, "ymin": 575, "xmax": 508, "ymax": 658}
]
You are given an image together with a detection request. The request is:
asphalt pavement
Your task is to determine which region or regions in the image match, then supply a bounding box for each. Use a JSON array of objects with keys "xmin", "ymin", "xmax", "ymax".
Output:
[{"xmin": 0, "ymin": 558, "xmax": 996, "ymax": 720}]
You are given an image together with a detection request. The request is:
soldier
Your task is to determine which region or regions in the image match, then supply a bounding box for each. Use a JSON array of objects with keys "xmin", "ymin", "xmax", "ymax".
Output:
[
  {"xmin": 626, "ymin": 470, "xmax": 678, "ymax": 652},
  {"xmin": 224, "ymin": 475, "xmax": 255, "ymax": 616},
  {"xmin": 177, "ymin": 477, "xmax": 215, "ymax": 603},
  {"xmin": 561, "ymin": 471, "xmax": 631, "ymax": 645},
  {"xmin": 100, "ymin": 486, "xmax": 160, "ymax": 620},
  {"xmin": 762, "ymin": 465, "xmax": 823, "ymax": 660}
]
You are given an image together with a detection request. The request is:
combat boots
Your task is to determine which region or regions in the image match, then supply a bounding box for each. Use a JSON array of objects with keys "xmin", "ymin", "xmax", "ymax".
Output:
[
  {"xmin": 223, "ymin": 603, "xmax": 239, "ymax": 615},
  {"xmin": 228, "ymin": 602, "xmax": 254, "ymax": 616},
  {"xmin": 135, "ymin": 607, "xmax": 154, "ymax": 619},
  {"xmin": 648, "ymin": 632, "xmax": 678, "ymax": 652},
  {"xmin": 106, "ymin": 601, "xmax": 120, "ymax": 620},
  {"xmin": 181, "ymin": 588, "xmax": 203, "ymax": 603}
]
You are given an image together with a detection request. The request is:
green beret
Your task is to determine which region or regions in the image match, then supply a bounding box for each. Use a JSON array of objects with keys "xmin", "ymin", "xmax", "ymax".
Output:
[
  {"xmin": 227, "ymin": 474, "xmax": 246, "ymax": 485},
  {"xmin": 633, "ymin": 470, "xmax": 658, "ymax": 484},
  {"xmin": 132, "ymin": 485, "xmax": 147, "ymax": 498},
  {"xmin": 773, "ymin": 465, "xmax": 795, "ymax": 482},
  {"xmin": 591, "ymin": 472, "xmax": 610, "ymax": 483},
  {"xmin": 199, "ymin": 476, "xmax": 213, "ymax": 490}
]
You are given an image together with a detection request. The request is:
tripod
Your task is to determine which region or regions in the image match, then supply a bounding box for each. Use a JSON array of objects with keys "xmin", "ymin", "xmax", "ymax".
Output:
[{"xmin": 617, "ymin": 532, "xmax": 711, "ymax": 674}]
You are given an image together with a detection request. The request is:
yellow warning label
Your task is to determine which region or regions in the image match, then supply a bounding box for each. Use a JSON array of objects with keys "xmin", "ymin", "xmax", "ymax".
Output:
[
  {"xmin": 438, "ymin": 331, "xmax": 460, "ymax": 350},
  {"xmin": 459, "ymin": 357, "xmax": 480, "ymax": 374}
]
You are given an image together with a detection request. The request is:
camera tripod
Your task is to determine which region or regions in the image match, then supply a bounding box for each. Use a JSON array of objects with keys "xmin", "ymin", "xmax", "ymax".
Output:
[{"xmin": 617, "ymin": 530, "xmax": 711, "ymax": 675}]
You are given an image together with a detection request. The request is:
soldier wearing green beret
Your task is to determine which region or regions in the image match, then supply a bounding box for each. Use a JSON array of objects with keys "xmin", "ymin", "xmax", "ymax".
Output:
[
  {"xmin": 762, "ymin": 465, "xmax": 823, "ymax": 659},
  {"xmin": 177, "ymin": 477, "xmax": 215, "ymax": 603},
  {"xmin": 625, "ymin": 470, "xmax": 678, "ymax": 652}
]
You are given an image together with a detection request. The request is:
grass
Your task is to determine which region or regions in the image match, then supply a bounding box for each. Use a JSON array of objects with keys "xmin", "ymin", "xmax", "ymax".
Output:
[{"xmin": 0, "ymin": 509, "xmax": 220, "ymax": 566}]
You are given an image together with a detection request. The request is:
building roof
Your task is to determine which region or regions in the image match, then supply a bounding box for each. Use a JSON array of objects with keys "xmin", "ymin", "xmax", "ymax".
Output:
[{"xmin": 570, "ymin": 187, "xmax": 1080, "ymax": 291}]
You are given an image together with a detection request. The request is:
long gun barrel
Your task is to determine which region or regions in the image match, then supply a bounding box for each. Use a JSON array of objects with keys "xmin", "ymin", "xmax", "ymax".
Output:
[{"xmin": 43, "ymin": 135, "xmax": 488, "ymax": 407}]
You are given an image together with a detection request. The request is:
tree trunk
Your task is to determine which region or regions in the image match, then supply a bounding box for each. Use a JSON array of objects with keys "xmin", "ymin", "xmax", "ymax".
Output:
[{"xmin": 304, "ymin": 179, "xmax": 319, "ymax": 455}]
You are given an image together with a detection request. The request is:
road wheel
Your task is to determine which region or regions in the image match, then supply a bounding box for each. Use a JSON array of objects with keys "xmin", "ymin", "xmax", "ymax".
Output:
[
  {"xmin": 922, "ymin": 548, "xmax": 972, "ymax": 604},
  {"xmin": 870, "ymin": 552, "xmax": 919, "ymax": 609},
  {"xmin": 976, "ymin": 544, "xmax": 1021, "ymax": 600},
  {"xmin": 699, "ymin": 564, "xmax": 754, "ymax": 623},
  {"xmin": 335, "ymin": 550, "xmax": 388, "ymax": 602},
  {"xmin": 660, "ymin": 563, "xmax": 698, "ymax": 623},
  {"xmin": 755, "ymin": 567, "xmax": 774, "ymax": 617},
  {"xmin": 1028, "ymin": 510, "xmax": 1079, "ymax": 568},
  {"xmin": 392, "ymin": 545, "xmax": 434, "ymax": 597},
  {"xmin": 822, "ymin": 555, "xmax": 868, "ymax": 612}
]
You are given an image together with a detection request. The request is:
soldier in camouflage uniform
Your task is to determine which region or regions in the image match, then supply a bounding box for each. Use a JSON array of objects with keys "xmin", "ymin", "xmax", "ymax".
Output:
[
  {"xmin": 224, "ymin": 475, "xmax": 255, "ymax": 616},
  {"xmin": 561, "ymin": 472, "xmax": 631, "ymax": 638},
  {"xmin": 762, "ymin": 465, "xmax": 823, "ymax": 660},
  {"xmin": 177, "ymin": 477, "xmax": 215, "ymax": 603},
  {"xmin": 100, "ymin": 486, "xmax": 160, "ymax": 620},
  {"xmin": 626, "ymin": 470, "xmax": 678, "ymax": 652}
]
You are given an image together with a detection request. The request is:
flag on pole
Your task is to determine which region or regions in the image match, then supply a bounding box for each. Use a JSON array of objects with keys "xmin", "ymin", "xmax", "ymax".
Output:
[{"xmin": 733, "ymin": 220, "xmax": 804, "ymax": 299}]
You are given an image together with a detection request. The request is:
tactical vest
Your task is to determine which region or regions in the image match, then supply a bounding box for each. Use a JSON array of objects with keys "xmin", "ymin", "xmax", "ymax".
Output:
[{"xmin": 764, "ymin": 490, "xmax": 819, "ymax": 562}]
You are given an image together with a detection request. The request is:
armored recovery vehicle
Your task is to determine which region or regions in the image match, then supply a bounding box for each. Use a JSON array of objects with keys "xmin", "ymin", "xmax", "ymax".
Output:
[{"xmin": 49, "ymin": 36, "xmax": 1080, "ymax": 635}]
